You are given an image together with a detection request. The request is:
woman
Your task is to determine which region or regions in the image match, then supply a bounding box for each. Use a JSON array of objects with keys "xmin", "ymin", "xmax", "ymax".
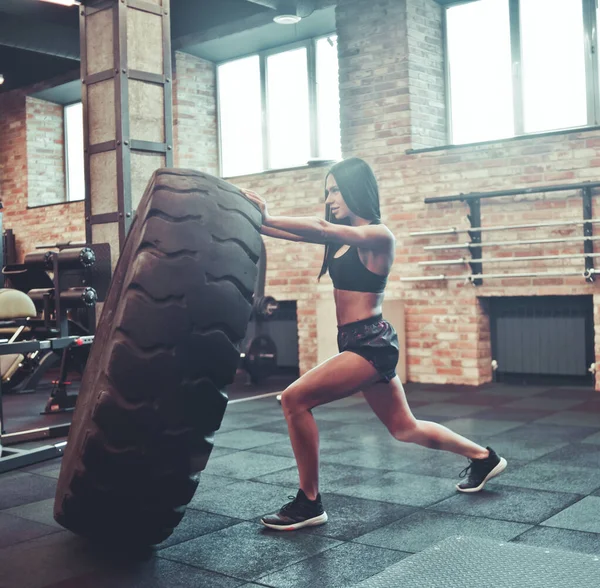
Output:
[{"xmin": 241, "ymin": 158, "xmax": 507, "ymax": 532}]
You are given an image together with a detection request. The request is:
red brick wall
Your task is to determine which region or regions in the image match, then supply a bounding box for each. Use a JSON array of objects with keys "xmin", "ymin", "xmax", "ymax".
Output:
[
  {"xmin": 335, "ymin": 0, "xmax": 600, "ymax": 388},
  {"xmin": 1, "ymin": 90, "xmax": 85, "ymax": 262},
  {"xmin": 173, "ymin": 51, "xmax": 219, "ymax": 175},
  {"xmin": 26, "ymin": 97, "xmax": 67, "ymax": 208},
  {"xmin": 407, "ymin": 0, "xmax": 446, "ymax": 149},
  {"xmin": 229, "ymin": 0, "xmax": 600, "ymax": 387}
]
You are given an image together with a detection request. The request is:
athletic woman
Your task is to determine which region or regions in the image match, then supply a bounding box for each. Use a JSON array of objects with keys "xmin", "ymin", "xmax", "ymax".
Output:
[{"xmin": 241, "ymin": 157, "xmax": 507, "ymax": 531}]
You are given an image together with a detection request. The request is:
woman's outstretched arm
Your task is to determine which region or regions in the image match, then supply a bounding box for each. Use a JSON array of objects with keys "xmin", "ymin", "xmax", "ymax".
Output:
[
  {"xmin": 241, "ymin": 188, "xmax": 393, "ymax": 250},
  {"xmin": 261, "ymin": 225, "xmax": 325, "ymax": 244}
]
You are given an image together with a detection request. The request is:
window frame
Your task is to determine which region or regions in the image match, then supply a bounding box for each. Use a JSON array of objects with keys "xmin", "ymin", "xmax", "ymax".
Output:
[
  {"xmin": 444, "ymin": 0, "xmax": 600, "ymax": 144},
  {"xmin": 216, "ymin": 33, "xmax": 339, "ymax": 178}
]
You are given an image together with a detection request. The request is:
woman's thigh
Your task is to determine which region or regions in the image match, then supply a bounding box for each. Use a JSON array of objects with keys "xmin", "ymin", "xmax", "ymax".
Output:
[
  {"xmin": 362, "ymin": 377, "xmax": 417, "ymax": 432},
  {"xmin": 282, "ymin": 351, "xmax": 381, "ymax": 412}
]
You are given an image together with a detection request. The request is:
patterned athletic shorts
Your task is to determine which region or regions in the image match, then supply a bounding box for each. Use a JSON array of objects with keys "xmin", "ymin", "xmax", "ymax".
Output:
[{"xmin": 337, "ymin": 314, "xmax": 399, "ymax": 383}]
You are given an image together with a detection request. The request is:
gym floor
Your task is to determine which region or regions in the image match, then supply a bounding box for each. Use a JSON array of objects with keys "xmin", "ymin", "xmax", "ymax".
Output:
[{"xmin": 1, "ymin": 381, "xmax": 600, "ymax": 588}]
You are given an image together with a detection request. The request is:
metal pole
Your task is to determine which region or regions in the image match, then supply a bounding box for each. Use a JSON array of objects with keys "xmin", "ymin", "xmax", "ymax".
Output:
[
  {"xmin": 583, "ymin": 186, "xmax": 595, "ymax": 274},
  {"xmin": 467, "ymin": 198, "xmax": 482, "ymax": 285},
  {"xmin": 400, "ymin": 269, "xmax": 596, "ymax": 282},
  {"xmin": 409, "ymin": 218, "xmax": 600, "ymax": 237},
  {"xmin": 424, "ymin": 235, "xmax": 600, "ymax": 251},
  {"xmin": 424, "ymin": 180, "xmax": 600, "ymax": 204},
  {"xmin": 418, "ymin": 252, "xmax": 600, "ymax": 266}
]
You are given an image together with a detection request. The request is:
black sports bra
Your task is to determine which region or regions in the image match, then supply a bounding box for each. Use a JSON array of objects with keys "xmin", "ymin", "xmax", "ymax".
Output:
[{"xmin": 328, "ymin": 246, "xmax": 388, "ymax": 293}]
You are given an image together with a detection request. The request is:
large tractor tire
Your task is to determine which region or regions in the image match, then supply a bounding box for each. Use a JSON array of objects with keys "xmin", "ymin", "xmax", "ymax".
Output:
[{"xmin": 53, "ymin": 169, "xmax": 262, "ymax": 546}]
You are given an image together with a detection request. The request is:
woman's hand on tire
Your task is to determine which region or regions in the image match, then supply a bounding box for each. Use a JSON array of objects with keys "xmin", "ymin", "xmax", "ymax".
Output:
[{"xmin": 241, "ymin": 189, "xmax": 269, "ymax": 223}]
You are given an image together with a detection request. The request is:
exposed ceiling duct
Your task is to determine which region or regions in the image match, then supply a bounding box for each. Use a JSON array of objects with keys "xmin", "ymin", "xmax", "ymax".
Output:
[{"xmin": 245, "ymin": 0, "xmax": 317, "ymax": 23}]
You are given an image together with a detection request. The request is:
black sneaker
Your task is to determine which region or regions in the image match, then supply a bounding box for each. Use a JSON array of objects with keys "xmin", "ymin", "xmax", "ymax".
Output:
[
  {"xmin": 261, "ymin": 489, "xmax": 328, "ymax": 531},
  {"xmin": 456, "ymin": 447, "xmax": 507, "ymax": 493}
]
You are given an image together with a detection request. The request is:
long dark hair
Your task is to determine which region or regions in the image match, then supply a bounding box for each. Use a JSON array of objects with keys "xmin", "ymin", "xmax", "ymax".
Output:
[{"xmin": 318, "ymin": 157, "xmax": 381, "ymax": 280}]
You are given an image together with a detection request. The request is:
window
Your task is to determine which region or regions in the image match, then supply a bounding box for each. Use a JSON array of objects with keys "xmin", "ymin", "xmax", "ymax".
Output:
[
  {"xmin": 316, "ymin": 36, "xmax": 342, "ymax": 161},
  {"xmin": 217, "ymin": 35, "xmax": 341, "ymax": 177},
  {"xmin": 446, "ymin": 0, "xmax": 514, "ymax": 143},
  {"xmin": 64, "ymin": 102, "xmax": 85, "ymax": 202},
  {"xmin": 217, "ymin": 57, "xmax": 263, "ymax": 178},
  {"xmin": 446, "ymin": 0, "xmax": 598, "ymax": 144},
  {"xmin": 520, "ymin": 0, "xmax": 587, "ymax": 133},
  {"xmin": 266, "ymin": 48, "xmax": 311, "ymax": 170}
]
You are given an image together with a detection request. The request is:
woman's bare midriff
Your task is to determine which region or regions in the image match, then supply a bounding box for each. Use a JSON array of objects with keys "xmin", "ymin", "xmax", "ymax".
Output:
[{"xmin": 334, "ymin": 288, "xmax": 384, "ymax": 326}]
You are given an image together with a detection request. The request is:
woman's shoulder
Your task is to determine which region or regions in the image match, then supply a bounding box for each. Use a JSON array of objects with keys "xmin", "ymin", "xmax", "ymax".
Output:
[{"xmin": 374, "ymin": 223, "xmax": 395, "ymax": 246}]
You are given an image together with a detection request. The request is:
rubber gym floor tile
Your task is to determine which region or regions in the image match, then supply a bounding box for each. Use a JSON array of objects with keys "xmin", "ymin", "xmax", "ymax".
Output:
[
  {"xmin": 540, "ymin": 496, "xmax": 600, "ymax": 533},
  {"xmin": 535, "ymin": 443, "xmax": 600, "ymax": 469},
  {"xmin": 475, "ymin": 385, "xmax": 549, "ymax": 397},
  {"xmin": 501, "ymin": 423, "xmax": 600, "ymax": 443},
  {"xmin": 301, "ymin": 494, "xmax": 415, "ymax": 541},
  {"xmin": 354, "ymin": 510, "xmax": 532, "ymax": 554},
  {"xmin": 0, "ymin": 512, "xmax": 61, "ymax": 549},
  {"xmin": 42, "ymin": 559, "xmax": 247, "ymax": 588},
  {"xmin": 439, "ymin": 417, "xmax": 523, "ymax": 437},
  {"xmin": 225, "ymin": 400, "xmax": 281, "ymax": 415},
  {"xmin": 208, "ymin": 446, "xmax": 242, "ymax": 459},
  {"xmin": 203, "ymin": 450, "xmax": 296, "ymax": 481},
  {"xmin": 218, "ymin": 413, "xmax": 285, "ymax": 433},
  {"xmin": 535, "ymin": 387, "xmax": 597, "ymax": 399},
  {"xmin": 430, "ymin": 486, "xmax": 581, "ymax": 525},
  {"xmin": 474, "ymin": 407, "xmax": 555, "ymax": 422},
  {"xmin": 503, "ymin": 397, "xmax": 586, "ymax": 411},
  {"xmin": 511, "ymin": 525, "xmax": 600, "ymax": 556},
  {"xmin": 255, "ymin": 541, "xmax": 409, "ymax": 588},
  {"xmin": 573, "ymin": 399, "xmax": 600, "ymax": 412},
  {"xmin": 250, "ymin": 417, "xmax": 347, "ymax": 435},
  {"xmin": 532, "ymin": 411, "xmax": 600, "ymax": 428},
  {"xmin": 187, "ymin": 480, "xmax": 299, "ymax": 520},
  {"xmin": 448, "ymin": 394, "xmax": 516, "ymax": 407},
  {"xmin": 3, "ymin": 498, "xmax": 62, "ymax": 529},
  {"xmin": 0, "ymin": 472, "xmax": 58, "ymax": 510},
  {"xmin": 250, "ymin": 438, "xmax": 351, "ymax": 459},
  {"xmin": 403, "ymin": 391, "xmax": 464, "ymax": 403},
  {"xmin": 157, "ymin": 521, "xmax": 342, "ymax": 581},
  {"xmin": 319, "ymin": 394, "xmax": 369, "ymax": 408},
  {"xmin": 22, "ymin": 460, "xmax": 63, "ymax": 479},
  {"xmin": 581, "ymin": 430, "xmax": 600, "ymax": 444},
  {"xmin": 214, "ymin": 429, "xmax": 290, "ymax": 450},
  {"xmin": 196, "ymin": 472, "xmax": 243, "ymax": 491},
  {"xmin": 156, "ymin": 509, "xmax": 244, "ymax": 550},
  {"xmin": 328, "ymin": 471, "xmax": 458, "ymax": 507},
  {"xmin": 495, "ymin": 462, "xmax": 600, "ymax": 494},
  {"xmin": 0, "ymin": 531, "xmax": 105, "ymax": 588},
  {"xmin": 411, "ymin": 403, "xmax": 487, "ymax": 418},
  {"xmin": 323, "ymin": 421, "xmax": 398, "ymax": 446},
  {"xmin": 253, "ymin": 462, "xmax": 388, "ymax": 490},
  {"xmin": 318, "ymin": 445, "xmax": 418, "ymax": 471},
  {"xmin": 312, "ymin": 406, "xmax": 380, "ymax": 423}
]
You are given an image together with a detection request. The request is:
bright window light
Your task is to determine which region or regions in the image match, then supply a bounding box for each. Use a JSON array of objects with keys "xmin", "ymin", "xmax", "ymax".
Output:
[
  {"xmin": 521, "ymin": 0, "xmax": 587, "ymax": 133},
  {"xmin": 39, "ymin": 0, "xmax": 81, "ymax": 7},
  {"xmin": 64, "ymin": 102, "xmax": 85, "ymax": 202},
  {"xmin": 218, "ymin": 56, "xmax": 264, "ymax": 178},
  {"xmin": 446, "ymin": 0, "xmax": 514, "ymax": 144},
  {"xmin": 316, "ymin": 36, "xmax": 342, "ymax": 161},
  {"xmin": 267, "ymin": 47, "xmax": 311, "ymax": 170}
]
